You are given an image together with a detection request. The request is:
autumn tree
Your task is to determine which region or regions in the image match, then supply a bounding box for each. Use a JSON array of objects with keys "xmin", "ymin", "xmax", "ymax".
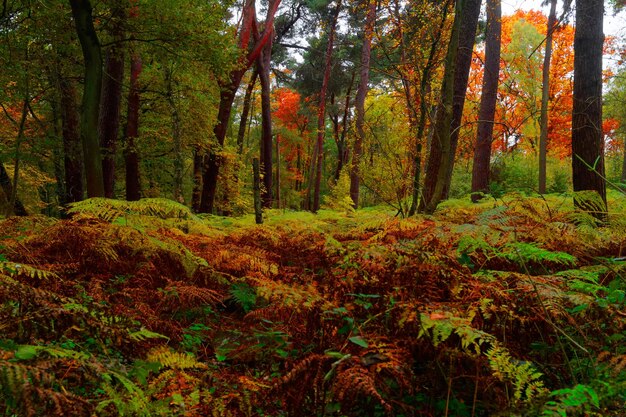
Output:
[
  {"xmin": 199, "ymin": 0, "xmax": 281, "ymax": 213},
  {"xmin": 571, "ymin": 0, "xmax": 607, "ymax": 214}
]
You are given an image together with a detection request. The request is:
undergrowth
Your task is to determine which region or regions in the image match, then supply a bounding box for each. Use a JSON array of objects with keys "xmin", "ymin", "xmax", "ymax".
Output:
[{"xmin": 0, "ymin": 195, "xmax": 625, "ymax": 416}]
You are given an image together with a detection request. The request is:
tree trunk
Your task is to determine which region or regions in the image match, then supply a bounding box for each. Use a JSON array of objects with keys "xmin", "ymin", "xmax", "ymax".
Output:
[
  {"xmin": 276, "ymin": 134, "xmax": 281, "ymax": 208},
  {"xmin": 406, "ymin": 2, "xmax": 450, "ymax": 216},
  {"xmin": 199, "ymin": 0, "xmax": 281, "ymax": 213},
  {"xmin": 0, "ymin": 163, "xmax": 27, "ymax": 216},
  {"xmin": 58, "ymin": 77, "xmax": 84, "ymax": 203},
  {"xmin": 98, "ymin": 2, "xmax": 124, "ymax": 198},
  {"xmin": 125, "ymin": 54, "xmax": 142, "ymax": 201},
  {"xmin": 312, "ymin": 0, "xmax": 342, "ymax": 212},
  {"xmin": 621, "ymin": 137, "xmax": 626, "ymax": 184},
  {"xmin": 69, "ymin": 0, "xmax": 105, "ymax": 198},
  {"xmin": 442, "ymin": 0, "xmax": 482, "ymax": 199},
  {"xmin": 237, "ymin": 69, "xmax": 258, "ymax": 155},
  {"xmin": 470, "ymin": 0, "xmax": 501, "ymax": 202},
  {"xmin": 253, "ymin": 158, "xmax": 263, "ymax": 224},
  {"xmin": 538, "ymin": 0, "xmax": 557, "ymax": 194},
  {"xmin": 572, "ymin": 0, "xmax": 606, "ymax": 215},
  {"xmin": 257, "ymin": 37, "xmax": 274, "ymax": 208},
  {"xmin": 349, "ymin": 0, "xmax": 377, "ymax": 209},
  {"xmin": 419, "ymin": 0, "xmax": 463, "ymax": 214},
  {"xmin": 165, "ymin": 66, "xmax": 184, "ymax": 203},
  {"xmin": 191, "ymin": 147, "xmax": 203, "ymax": 212}
]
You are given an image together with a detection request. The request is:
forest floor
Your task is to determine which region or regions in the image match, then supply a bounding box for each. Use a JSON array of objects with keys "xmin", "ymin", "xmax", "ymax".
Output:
[{"xmin": 1, "ymin": 193, "xmax": 625, "ymax": 416}]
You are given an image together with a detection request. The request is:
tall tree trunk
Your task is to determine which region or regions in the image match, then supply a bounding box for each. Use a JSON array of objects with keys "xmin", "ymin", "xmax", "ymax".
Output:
[
  {"xmin": 164, "ymin": 66, "xmax": 184, "ymax": 203},
  {"xmin": 312, "ymin": 0, "xmax": 342, "ymax": 212},
  {"xmin": 98, "ymin": 2, "xmax": 124, "ymax": 198},
  {"xmin": 125, "ymin": 54, "xmax": 142, "ymax": 201},
  {"xmin": 349, "ymin": 0, "xmax": 377, "ymax": 209},
  {"xmin": 191, "ymin": 147, "xmax": 203, "ymax": 211},
  {"xmin": 621, "ymin": 138, "xmax": 626, "ymax": 184},
  {"xmin": 538, "ymin": 0, "xmax": 557, "ymax": 194},
  {"xmin": 405, "ymin": 1, "xmax": 450, "ymax": 216},
  {"xmin": 470, "ymin": 0, "xmax": 501, "ymax": 202},
  {"xmin": 199, "ymin": 0, "xmax": 281, "ymax": 213},
  {"xmin": 419, "ymin": 0, "xmax": 463, "ymax": 214},
  {"xmin": 442, "ymin": 0, "xmax": 482, "ymax": 199},
  {"xmin": 0, "ymin": 163, "xmax": 27, "ymax": 216},
  {"xmin": 276, "ymin": 134, "xmax": 281, "ymax": 208},
  {"xmin": 58, "ymin": 77, "xmax": 84, "ymax": 203},
  {"xmin": 69, "ymin": 0, "xmax": 105, "ymax": 198},
  {"xmin": 237, "ymin": 69, "xmax": 258, "ymax": 155},
  {"xmin": 258, "ymin": 37, "xmax": 274, "ymax": 208},
  {"xmin": 572, "ymin": 0, "xmax": 606, "ymax": 215}
]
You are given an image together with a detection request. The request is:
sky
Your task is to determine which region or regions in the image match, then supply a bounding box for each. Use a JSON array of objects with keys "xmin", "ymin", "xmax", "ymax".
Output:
[{"xmin": 502, "ymin": 0, "xmax": 626, "ymax": 38}]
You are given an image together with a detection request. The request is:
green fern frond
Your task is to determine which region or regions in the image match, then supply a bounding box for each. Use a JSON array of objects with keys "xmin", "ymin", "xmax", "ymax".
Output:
[
  {"xmin": 146, "ymin": 346, "xmax": 207, "ymax": 370},
  {"xmin": 128, "ymin": 328, "xmax": 170, "ymax": 342},
  {"xmin": 0, "ymin": 262, "xmax": 59, "ymax": 280},
  {"xmin": 501, "ymin": 242, "xmax": 577, "ymax": 267},
  {"xmin": 418, "ymin": 311, "xmax": 494, "ymax": 354},
  {"xmin": 486, "ymin": 343, "xmax": 546, "ymax": 402},
  {"xmin": 68, "ymin": 197, "xmax": 196, "ymax": 222}
]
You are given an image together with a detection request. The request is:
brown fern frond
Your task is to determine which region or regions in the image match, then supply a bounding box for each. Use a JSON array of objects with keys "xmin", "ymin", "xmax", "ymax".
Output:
[{"xmin": 335, "ymin": 366, "xmax": 392, "ymax": 413}]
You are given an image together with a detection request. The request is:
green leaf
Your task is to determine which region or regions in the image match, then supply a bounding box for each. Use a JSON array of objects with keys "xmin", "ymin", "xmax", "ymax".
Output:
[
  {"xmin": 14, "ymin": 345, "xmax": 39, "ymax": 360},
  {"xmin": 348, "ymin": 336, "xmax": 368, "ymax": 348}
]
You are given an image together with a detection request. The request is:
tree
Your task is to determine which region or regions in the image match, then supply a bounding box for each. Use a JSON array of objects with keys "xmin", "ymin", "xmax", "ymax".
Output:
[
  {"xmin": 443, "ymin": 0, "xmax": 482, "ymax": 200},
  {"xmin": 470, "ymin": 0, "xmax": 501, "ymax": 202},
  {"xmin": 349, "ymin": 0, "xmax": 377, "ymax": 209},
  {"xmin": 69, "ymin": 0, "xmax": 105, "ymax": 198},
  {"xmin": 310, "ymin": 0, "xmax": 341, "ymax": 213},
  {"xmin": 199, "ymin": 0, "xmax": 281, "ymax": 213},
  {"xmin": 419, "ymin": 0, "xmax": 463, "ymax": 214},
  {"xmin": 98, "ymin": 1, "xmax": 125, "ymax": 198},
  {"xmin": 538, "ymin": 0, "xmax": 558, "ymax": 194},
  {"xmin": 571, "ymin": 0, "xmax": 606, "ymax": 215}
]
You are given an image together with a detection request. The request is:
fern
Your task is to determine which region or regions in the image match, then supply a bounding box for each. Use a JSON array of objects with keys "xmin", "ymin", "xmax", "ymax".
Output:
[
  {"xmin": 0, "ymin": 262, "xmax": 59, "ymax": 280},
  {"xmin": 418, "ymin": 311, "xmax": 494, "ymax": 354},
  {"xmin": 146, "ymin": 346, "xmax": 207, "ymax": 370},
  {"xmin": 68, "ymin": 197, "xmax": 196, "ymax": 221},
  {"xmin": 486, "ymin": 343, "xmax": 546, "ymax": 402},
  {"xmin": 541, "ymin": 384, "xmax": 600, "ymax": 417},
  {"xmin": 501, "ymin": 242, "xmax": 577, "ymax": 267}
]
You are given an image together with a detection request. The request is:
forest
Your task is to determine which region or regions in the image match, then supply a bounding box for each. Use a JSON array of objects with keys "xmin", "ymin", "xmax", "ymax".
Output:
[{"xmin": 1, "ymin": 0, "xmax": 626, "ymax": 415}]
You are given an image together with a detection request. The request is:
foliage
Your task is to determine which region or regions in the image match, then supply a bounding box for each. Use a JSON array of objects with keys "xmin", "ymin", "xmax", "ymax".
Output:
[{"xmin": 1, "ymin": 196, "xmax": 625, "ymax": 415}]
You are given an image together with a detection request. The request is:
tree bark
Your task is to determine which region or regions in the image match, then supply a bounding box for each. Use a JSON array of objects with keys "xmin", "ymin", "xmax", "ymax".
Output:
[
  {"xmin": 349, "ymin": 0, "xmax": 377, "ymax": 209},
  {"xmin": 69, "ymin": 0, "xmax": 105, "ymax": 198},
  {"xmin": 237, "ymin": 69, "xmax": 258, "ymax": 155},
  {"xmin": 164, "ymin": 66, "xmax": 184, "ymax": 203},
  {"xmin": 311, "ymin": 0, "xmax": 342, "ymax": 213},
  {"xmin": 572, "ymin": 0, "xmax": 606, "ymax": 215},
  {"xmin": 405, "ymin": 1, "xmax": 450, "ymax": 216},
  {"xmin": 191, "ymin": 147, "xmax": 203, "ymax": 211},
  {"xmin": 470, "ymin": 0, "xmax": 501, "ymax": 202},
  {"xmin": 253, "ymin": 158, "xmax": 263, "ymax": 224},
  {"xmin": 538, "ymin": 0, "xmax": 557, "ymax": 194},
  {"xmin": 0, "ymin": 163, "xmax": 27, "ymax": 216},
  {"xmin": 442, "ymin": 0, "xmax": 482, "ymax": 199},
  {"xmin": 419, "ymin": 0, "xmax": 464, "ymax": 214},
  {"xmin": 257, "ymin": 37, "xmax": 274, "ymax": 208},
  {"xmin": 58, "ymin": 77, "xmax": 84, "ymax": 203},
  {"xmin": 125, "ymin": 54, "xmax": 142, "ymax": 201},
  {"xmin": 199, "ymin": 0, "xmax": 281, "ymax": 213},
  {"xmin": 98, "ymin": 2, "xmax": 125, "ymax": 198}
]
